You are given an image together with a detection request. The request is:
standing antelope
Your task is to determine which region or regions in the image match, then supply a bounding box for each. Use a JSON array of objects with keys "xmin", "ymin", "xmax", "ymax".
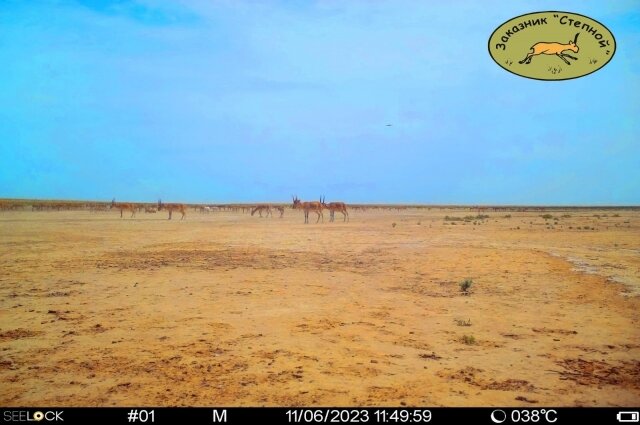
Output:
[
  {"xmin": 111, "ymin": 198, "xmax": 136, "ymax": 218},
  {"xmin": 519, "ymin": 33, "xmax": 579, "ymax": 65},
  {"xmin": 158, "ymin": 199, "xmax": 186, "ymax": 220},
  {"xmin": 292, "ymin": 196, "xmax": 324, "ymax": 224},
  {"xmin": 321, "ymin": 197, "xmax": 349, "ymax": 222},
  {"xmin": 251, "ymin": 204, "xmax": 272, "ymax": 218}
]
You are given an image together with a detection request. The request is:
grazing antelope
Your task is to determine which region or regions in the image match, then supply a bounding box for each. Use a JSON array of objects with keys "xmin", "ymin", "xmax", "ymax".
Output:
[
  {"xmin": 292, "ymin": 196, "xmax": 324, "ymax": 224},
  {"xmin": 111, "ymin": 198, "xmax": 136, "ymax": 218},
  {"xmin": 321, "ymin": 197, "xmax": 349, "ymax": 222},
  {"xmin": 519, "ymin": 33, "xmax": 579, "ymax": 65},
  {"xmin": 158, "ymin": 199, "xmax": 186, "ymax": 220},
  {"xmin": 251, "ymin": 204, "xmax": 272, "ymax": 218}
]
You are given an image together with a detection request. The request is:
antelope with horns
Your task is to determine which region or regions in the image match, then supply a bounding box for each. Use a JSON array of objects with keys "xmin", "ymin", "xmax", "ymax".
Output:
[
  {"xmin": 321, "ymin": 197, "xmax": 349, "ymax": 222},
  {"xmin": 158, "ymin": 199, "xmax": 186, "ymax": 220},
  {"xmin": 111, "ymin": 198, "xmax": 136, "ymax": 218},
  {"xmin": 292, "ymin": 196, "xmax": 323, "ymax": 224},
  {"xmin": 519, "ymin": 33, "xmax": 579, "ymax": 65}
]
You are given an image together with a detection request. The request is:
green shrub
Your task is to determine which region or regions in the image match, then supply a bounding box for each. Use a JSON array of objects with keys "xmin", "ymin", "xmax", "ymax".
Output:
[
  {"xmin": 461, "ymin": 335, "xmax": 476, "ymax": 345},
  {"xmin": 460, "ymin": 278, "xmax": 473, "ymax": 294}
]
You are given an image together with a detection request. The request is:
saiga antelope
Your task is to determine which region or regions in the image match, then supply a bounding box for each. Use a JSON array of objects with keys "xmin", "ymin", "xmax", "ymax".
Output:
[
  {"xmin": 158, "ymin": 199, "xmax": 186, "ymax": 220},
  {"xmin": 519, "ymin": 33, "xmax": 579, "ymax": 65},
  {"xmin": 110, "ymin": 198, "xmax": 136, "ymax": 218},
  {"xmin": 251, "ymin": 204, "xmax": 272, "ymax": 218},
  {"xmin": 321, "ymin": 197, "xmax": 349, "ymax": 222},
  {"xmin": 292, "ymin": 195, "xmax": 323, "ymax": 224}
]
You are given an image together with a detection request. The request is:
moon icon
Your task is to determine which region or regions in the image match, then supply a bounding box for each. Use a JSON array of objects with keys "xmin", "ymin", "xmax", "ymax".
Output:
[{"xmin": 491, "ymin": 410, "xmax": 507, "ymax": 424}]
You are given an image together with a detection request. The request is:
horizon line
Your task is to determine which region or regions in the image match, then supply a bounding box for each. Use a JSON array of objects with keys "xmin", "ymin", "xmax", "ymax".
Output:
[{"xmin": 1, "ymin": 197, "xmax": 639, "ymax": 209}]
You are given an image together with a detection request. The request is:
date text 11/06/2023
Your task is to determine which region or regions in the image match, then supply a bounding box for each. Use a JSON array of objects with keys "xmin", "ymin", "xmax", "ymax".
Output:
[{"xmin": 286, "ymin": 409, "xmax": 432, "ymax": 423}]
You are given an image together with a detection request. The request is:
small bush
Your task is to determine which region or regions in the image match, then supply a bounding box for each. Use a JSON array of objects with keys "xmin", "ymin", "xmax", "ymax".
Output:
[
  {"xmin": 504, "ymin": 214, "xmax": 511, "ymax": 218},
  {"xmin": 455, "ymin": 318, "xmax": 472, "ymax": 327},
  {"xmin": 444, "ymin": 216, "xmax": 464, "ymax": 221},
  {"xmin": 461, "ymin": 334, "xmax": 476, "ymax": 345},
  {"xmin": 541, "ymin": 214, "xmax": 553, "ymax": 220},
  {"xmin": 392, "ymin": 222, "xmax": 397, "ymax": 228},
  {"xmin": 459, "ymin": 278, "xmax": 473, "ymax": 294}
]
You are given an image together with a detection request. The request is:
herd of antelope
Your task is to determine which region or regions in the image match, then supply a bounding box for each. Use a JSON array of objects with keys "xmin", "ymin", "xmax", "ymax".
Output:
[
  {"xmin": 110, "ymin": 199, "xmax": 187, "ymax": 220},
  {"xmin": 1, "ymin": 197, "xmax": 434, "ymax": 224},
  {"xmin": 0, "ymin": 196, "xmax": 401, "ymax": 223},
  {"xmin": 5, "ymin": 200, "xmax": 631, "ymax": 221},
  {"xmin": 107, "ymin": 196, "xmax": 349, "ymax": 223}
]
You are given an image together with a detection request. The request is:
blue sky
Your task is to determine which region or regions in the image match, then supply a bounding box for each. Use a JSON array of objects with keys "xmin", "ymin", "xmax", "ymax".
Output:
[{"xmin": 0, "ymin": 0, "xmax": 638, "ymax": 204}]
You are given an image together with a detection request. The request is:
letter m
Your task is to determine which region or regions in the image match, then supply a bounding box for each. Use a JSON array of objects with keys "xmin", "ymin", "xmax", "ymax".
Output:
[{"xmin": 213, "ymin": 409, "xmax": 227, "ymax": 422}]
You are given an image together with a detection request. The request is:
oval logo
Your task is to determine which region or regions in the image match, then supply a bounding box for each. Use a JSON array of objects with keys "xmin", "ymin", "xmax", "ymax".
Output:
[{"xmin": 488, "ymin": 11, "xmax": 616, "ymax": 81}]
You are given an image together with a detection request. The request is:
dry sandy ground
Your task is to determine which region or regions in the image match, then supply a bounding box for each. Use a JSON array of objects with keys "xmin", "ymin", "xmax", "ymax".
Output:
[{"xmin": 1, "ymin": 207, "xmax": 639, "ymax": 407}]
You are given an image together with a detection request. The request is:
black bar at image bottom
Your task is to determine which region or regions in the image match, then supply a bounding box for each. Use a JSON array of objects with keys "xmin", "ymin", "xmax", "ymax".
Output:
[{"xmin": 1, "ymin": 407, "xmax": 637, "ymax": 424}]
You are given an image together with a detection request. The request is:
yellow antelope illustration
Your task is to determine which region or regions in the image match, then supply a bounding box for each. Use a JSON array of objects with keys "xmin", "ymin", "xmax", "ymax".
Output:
[{"xmin": 519, "ymin": 33, "xmax": 579, "ymax": 65}]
